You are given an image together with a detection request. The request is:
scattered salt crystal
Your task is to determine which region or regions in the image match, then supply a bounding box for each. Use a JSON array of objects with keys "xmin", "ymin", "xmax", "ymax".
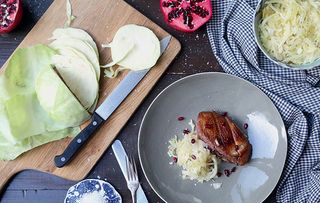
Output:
[
  {"xmin": 77, "ymin": 191, "xmax": 105, "ymax": 203},
  {"xmin": 212, "ymin": 182, "xmax": 222, "ymax": 189}
]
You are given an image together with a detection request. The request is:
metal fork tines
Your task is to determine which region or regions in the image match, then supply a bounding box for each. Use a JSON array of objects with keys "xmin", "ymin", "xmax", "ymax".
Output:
[{"xmin": 126, "ymin": 155, "xmax": 139, "ymax": 203}]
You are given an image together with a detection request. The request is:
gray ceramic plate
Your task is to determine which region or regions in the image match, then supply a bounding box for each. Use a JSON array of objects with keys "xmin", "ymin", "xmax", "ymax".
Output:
[{"xmin": 138, "ymin": 73, "xmax": 287, "ymax": 203}]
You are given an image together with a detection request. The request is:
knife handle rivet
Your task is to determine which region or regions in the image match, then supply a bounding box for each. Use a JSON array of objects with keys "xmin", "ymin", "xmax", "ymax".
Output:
[
  {"xmin": 93, "ymin": 121, "xmax": 97, "ymax": 126},
  {"xmin": 61, "ymin": 157, "xmax": 66, "ymax": 162},
  {"xmin": 77, "ymin": 139, "xmax": 82, "ymax": 143}
]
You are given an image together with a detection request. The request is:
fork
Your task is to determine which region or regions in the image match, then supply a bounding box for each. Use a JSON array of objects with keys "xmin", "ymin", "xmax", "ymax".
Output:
[{"xmin": 126, "ymin": 155, "xmax": 139, "ymax": 203}]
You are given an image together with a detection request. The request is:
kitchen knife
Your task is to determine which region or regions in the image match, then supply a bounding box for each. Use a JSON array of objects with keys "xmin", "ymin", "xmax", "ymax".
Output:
[
  {"xmin": 112, "ymin": 140, "xmax": 148, "ymax": 203},
  {"xmin": 54, "ymin": 36, "xmax": 172, "ymax": 168}
]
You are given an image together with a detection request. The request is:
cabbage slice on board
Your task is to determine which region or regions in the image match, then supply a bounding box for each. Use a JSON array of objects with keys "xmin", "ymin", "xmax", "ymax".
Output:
[
  {"xmin": 102, "ymin": 24, "xmax": 160, "ymax": 78},
  {"xmin": 115, "ymin": 24, "xmax": 160, "ymax": 70},
  {"xmin": 4, "ymin": 92, "xmax": 81, "ymax": 142},
  {"xmin": 50, "ymin": 37, "xmax": 100, "ymax": 79},
  {"xmin": 35, "ymin": 66, "xmax": 90, "ymax": 126},
  {"xmin": 101, "ymin": 37, "xmax": 134, "ymax": 68},
  {"xmin": 0, "ymin": 127, "xmax": 80, "ymax": 160},
  {"xmin": 0, "ymin": 45, "xmax": 79, "ymax": 144},
  {"xmin": 0, "ymin": 45, "xmax": 91, "ymax": 160},
  {"xmin": 0, "ymin": 99, "xmax": 15, "ymax": 144},
  {"xmin": 4, "ymin": 45, "xmax": 57, "ymax": 95},
  {"xmin": 51, "ymin": 47, "xmax": 99, "ymax": 112},
  {"xmin": 51, "ymin": 27, "xmax": 99, "ymax": 56}
]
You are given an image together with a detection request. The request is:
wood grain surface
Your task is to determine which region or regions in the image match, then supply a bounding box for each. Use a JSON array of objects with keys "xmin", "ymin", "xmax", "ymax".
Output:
[
  {"xmin": 0, "ymin": 0, "xmax": 276, "ymax": 202},
  {"xmin": 0, "ymin": 0, "xmax": 180, "ymax": 192}
]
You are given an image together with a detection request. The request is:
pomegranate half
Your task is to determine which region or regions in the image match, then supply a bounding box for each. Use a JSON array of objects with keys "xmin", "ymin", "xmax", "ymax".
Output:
[
  {"xmin": 0, "ymin": 0, "xmax": 23, "ymax": 34},
  {"xmin": 160, "ymin": 0, "xmax": 212, "ymax": 32}
]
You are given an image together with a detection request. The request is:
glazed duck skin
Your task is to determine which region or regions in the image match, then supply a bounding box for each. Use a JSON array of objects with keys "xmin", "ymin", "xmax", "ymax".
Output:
[{"xmin": 196, "ymin": 112, "xmax": 252, "ymax": 165}]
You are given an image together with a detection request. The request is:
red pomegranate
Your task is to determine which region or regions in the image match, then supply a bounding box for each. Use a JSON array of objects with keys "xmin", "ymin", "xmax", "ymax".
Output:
[
  {"xmin": 160, "ymin": 0, "xmax": 212, "ymax": 32},
  {"xmin": 0, "ymin": 0, "xmax": 23, "ymax": 34}
]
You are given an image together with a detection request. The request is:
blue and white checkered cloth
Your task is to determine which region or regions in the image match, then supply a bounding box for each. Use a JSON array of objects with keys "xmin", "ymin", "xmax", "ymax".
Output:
[{"xmin": 206, "ymin": 0, "xmax": 320, "ymax": 202}]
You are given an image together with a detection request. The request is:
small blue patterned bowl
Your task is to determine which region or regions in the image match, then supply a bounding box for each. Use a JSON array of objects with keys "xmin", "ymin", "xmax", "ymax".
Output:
[{"xmin": 64, "ymin": 179, "xmax": 122, "ymax": 203}]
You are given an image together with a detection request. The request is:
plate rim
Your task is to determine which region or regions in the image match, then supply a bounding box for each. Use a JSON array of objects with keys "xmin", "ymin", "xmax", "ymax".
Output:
[{"xmin": 138, "ymin": 72, "xmax": 287, "ymax": 203}]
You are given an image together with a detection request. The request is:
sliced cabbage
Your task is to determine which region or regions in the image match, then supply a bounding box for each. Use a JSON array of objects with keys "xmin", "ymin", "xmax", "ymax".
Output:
[
  {"xmin": 0, "ymin": 45, "xmax": 91, "ymax": 160},
  {"xmin": 0, "ymin": 46, "xmax": 61, "ymax": 144},
  {"xmin": 101, "ymin": 37, "xmax": 134, "ymax": 68},
  {"xmin": 51, "ymin": 27, "xmax": 99, "ymax": 56},
  {"xmin": 0, "ymin": 99, "xmax": 15, "ymax": 144},
  {"xmin": 102, "ymin": 24, "xmax": 160, "ymax": 78},
  {"xmin": 0, "ymin": 127, "xmax": 80, "ymax": 160},
  {"xmin": 259, "ymin": 0, "xmax": 320, "ymax": 65},
  {"xmin": 51, "ymin": 47, "xmax": 99, "ymax": 112},
  {"xmin": 35, "ymin": 66, "xmax": 90, "ymax": 126},
  {"xmin": 0, "ymin": 75, "xmax": 9, "ymax": 102},
  {"xmin": 4, "ymin": 92, "xmax": 78, "ymax": 142},
  {"xmin": 50, "ymin": 37, "xmax": 100, "ymax": 79},
  {"xmin": 0, "ymin": 0, "xmax": 102, "ymax": 160},
  {"xmin": 65, "ymin": 0, "xmax": 76, "ymax": 27},
  {"xmin": 4, "ymin": 45, "xmax": 56, "ymax": 95}
]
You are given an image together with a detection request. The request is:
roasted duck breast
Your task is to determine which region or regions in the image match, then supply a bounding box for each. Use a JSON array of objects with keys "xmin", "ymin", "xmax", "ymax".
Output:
[{"xmin": 197, "ymin": 111, "xmax": 252, "ymax": 165}]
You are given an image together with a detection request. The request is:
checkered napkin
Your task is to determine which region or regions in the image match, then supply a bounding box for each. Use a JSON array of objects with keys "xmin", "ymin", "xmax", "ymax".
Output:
[{"xmin": 206, "ymin": 0, "xmax": 320, "ymax": 202}]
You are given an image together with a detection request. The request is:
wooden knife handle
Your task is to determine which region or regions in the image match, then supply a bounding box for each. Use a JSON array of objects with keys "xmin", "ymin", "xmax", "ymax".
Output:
[{"xmin": 54, "ymin": 113, "xmax": 104, "ymax": 168}]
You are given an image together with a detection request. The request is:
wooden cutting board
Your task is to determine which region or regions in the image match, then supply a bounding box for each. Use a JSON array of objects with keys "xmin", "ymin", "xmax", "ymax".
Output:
[{"xmin": 0, "ymin": 0, "xmax": 180, "ymax": 191}]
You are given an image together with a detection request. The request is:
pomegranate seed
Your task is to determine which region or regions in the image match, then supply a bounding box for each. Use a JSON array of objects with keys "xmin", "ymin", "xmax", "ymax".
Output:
[
  {"xmin": 224, "ymin": 169, "xmax": 231, "ymax": 177},
  {"xmin": 235, "ymin": 145, "xmax": 239, "ymax": 151},
  {"xmin": 177, "ymin": 116, "xmax": 185, "ymax": 121},
  {"xmin": 217, "ymin": 172, "xmax": 222, "ymax": 177},
  {"xmin": 231, "ymin": 167, "xmax": 237, "ymax": 173},
  {"xmin": 183, "ymin": 129, "xmax": 190, "ymax": 134},
  {"xmin": 191, "ymin": 155, "xmax": 196, "ymax": 160},
  {"xmin": 244, "ymin": 123, "xmax": 248, "ymax": 129},
  {"xmin": 191, "ymin": 139, "xmax": 195, "ymax": 144},
  {"xmin": 223, "ymin": 112, "xmax": 228, "ymax": 116},
  {"xmin": 205, "ymin": 124, "xmax": 213, "ymax": 129},
  {"xmin": 173, "ymin": 157, "xmax": 177, "ymax": 163}
]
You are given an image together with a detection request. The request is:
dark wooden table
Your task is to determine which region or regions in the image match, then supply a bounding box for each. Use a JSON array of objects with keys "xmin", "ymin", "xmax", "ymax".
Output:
[{"xmin": 0, "ymin": 1, "xmax": 276, "ymax": 202}]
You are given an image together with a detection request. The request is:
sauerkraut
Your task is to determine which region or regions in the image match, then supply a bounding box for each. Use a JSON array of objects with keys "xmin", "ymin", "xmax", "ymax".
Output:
[
  {"xmin": 168, "ymin": 120, "xmax": 219, "ymax": 182},
  {"xmin": 259, "ymin": 0, "xmax": 320, "ymax": 65}
]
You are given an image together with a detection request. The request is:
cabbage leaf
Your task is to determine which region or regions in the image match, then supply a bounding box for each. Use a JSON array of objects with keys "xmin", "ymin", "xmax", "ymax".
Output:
[{"xmin": 0, "ymin": 45, "xmax": 90, "ymax": 160}]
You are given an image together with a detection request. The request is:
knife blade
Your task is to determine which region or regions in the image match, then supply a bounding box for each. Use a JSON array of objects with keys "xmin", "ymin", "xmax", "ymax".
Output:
[
  {"xmin": 112, "ymin": 140, "xmax": 148, "ymax": 203},
  {"xmin": 54, "ymin": 36, "xmax": 172, "ymax": 168}
]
